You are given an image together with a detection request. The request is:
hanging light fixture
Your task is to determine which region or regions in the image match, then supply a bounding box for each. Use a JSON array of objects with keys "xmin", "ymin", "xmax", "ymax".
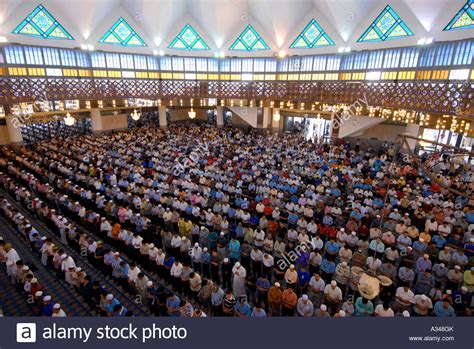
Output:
[
  {"xmin": 273, "ymin": 111, "xmax": 281, "ymax": 122},
  {"xmin": 64, "ymin": 112, "xmax": 76, "ymax": 126},
  {"xmin": 188, "ymin": 108, "xmax": 196, "ymax": 119},
  {"xmin": 131, "ymin": 109, "xmax": 141, "ymax": 121}
]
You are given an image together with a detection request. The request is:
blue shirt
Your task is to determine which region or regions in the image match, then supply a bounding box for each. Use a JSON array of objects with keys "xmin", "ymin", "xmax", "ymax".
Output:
[
  {"xmin": 235, "ymin": 302, "xmax": 251, "ymax": 317},
  {"xmin": 297, "ymin": 270, "xmax": 310, "ymax": 286},
  {"xmin": 433, "ymin": 302, "xmax": 456, "ymax": 317},
  {"xmin": 229, "ymin": 240, "xmax": 241, "ymax": 259},
  {"xmin": 325, "ymin": 241, "xmax": 340, "ymax": 254},
  {"xmin": 321, "ymin": 259, "xmax": 335, "ymax": 273}
]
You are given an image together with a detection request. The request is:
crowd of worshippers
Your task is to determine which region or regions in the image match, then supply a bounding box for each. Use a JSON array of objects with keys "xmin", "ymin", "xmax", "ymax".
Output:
[
  {"xmin": 0, "ymin": 233, "xmax": 68, "ymax": 317},
  {"xmin": 0, "ymin": 123, "xmax": 473, "ymax": 318}
]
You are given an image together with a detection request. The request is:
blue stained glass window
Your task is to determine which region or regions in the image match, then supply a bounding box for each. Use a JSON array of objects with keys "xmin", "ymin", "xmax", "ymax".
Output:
[
  {"xmin": 12, "ymin": 4, "xmax": 74, "ymax": 40},
  {"xmin": 357, "ymin": 5, "xmax": 414, "ymax": 42},
  {"xmin": 229, "ymin": 24, "xmax": 269, "ymax": 51},
  {"xmin": 168, "ymin": 24, "xmax": 210, "ymax": 50},
  {"xmin": 444, "ymin": 0, "xmax": 474, "ymax": 31},
  {"xmin": 290, "ymin": 19, "xmax": 334, "ymax": 49},
  {"xmin": 99, "ymin": 17, "xmax": 147, "ymax": 47}
]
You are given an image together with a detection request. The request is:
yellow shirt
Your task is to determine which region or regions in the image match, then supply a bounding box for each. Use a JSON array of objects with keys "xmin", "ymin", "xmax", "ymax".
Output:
[{"xmin": 463, "ymin": 270, "xmax": 474, "ymax": 293}]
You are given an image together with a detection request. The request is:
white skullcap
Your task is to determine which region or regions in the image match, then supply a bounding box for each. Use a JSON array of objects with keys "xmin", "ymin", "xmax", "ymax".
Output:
[
  {"xmin": 455, "ymin": 265, "xmax": 461, "ymax": 270},
  {"xmin": 342, "ymin": 261, "xmax": 347, "ymax": 266},
  {"xmin": 331, "ymin": 280, "xmax": 337, "ymax": 286},
  {"xmin": 147, "ymin": 281, "xmax": 153, "ymax": 287},
  {"xmin": 220, "ymin": 232, "xmax": 225, "ymax": 236},
  {"xmin": 275, "ymin": 282, "xmax": 281, "ymax": 287},
  {"xmin": 53, "ymin": 303, "xmax": 61, "ymax": 309},
  {"xmin": 194, "ymin": 242, "xmax": 199, "ymax": 247},
  {"xmin": 181, "ymin": 236, "xmax": 186, "ymax": 241},
  {"xmin": 339, "ymin": 310, "xmax": 346, "ymax": 317},
  {"xmin": 402, "ymin": 310, "xmax": 410, "ymax": 317},
  {"xmin": 31, "ymin": 278, "xmax": 38, "ymax": 283},
  {"xmin": 302, "ymin": 294, "xmax": 308, "ymax": 301},
  {"xmin": 351, "ymin": 232, "xmax": 356, "ymax": 236},
  {"xmin": 223, "ymin": 258, "xmax": 229, "ymax": 263},
  {"xmin": 35, "ymin": 291, "xmax": 43, "ymax": 297},
  {"xmin": 106, "ymin": 294, "xmax": 114, "ymax": 300},
  {"xmin": 446, "ymin": 290, "xmax": 452, "ymax": 295},
  {"xmin": 203, "ymin": 247, "xmax": 208, "ymax": 252},
  {"xmin": 61, "ymin": 254, "xmax": 67, "ymax": 259},
  {"xmin": 290, "ymin": 264, "xmax": 295, "ymax": 269},
  {"xmin": 43, "ymin": 295, "xmax": 52, "ymax": 301},
  {"xmin": 320, "ymin": 305, "xmax": 327, "ymax": 311},
  {"xmin": 235, "ymin": 262, "xmax": 241, "ymax": 267}
]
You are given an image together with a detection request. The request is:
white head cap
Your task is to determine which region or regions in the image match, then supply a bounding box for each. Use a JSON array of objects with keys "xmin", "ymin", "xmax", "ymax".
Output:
[
  {"xmin": 331, "ymin": 280, "xmax": 337, "ymax": 286},
  {"xmin": 106, "ymin": 294, "xmax": 114, "ymax": 300},
  {"xmin": 275, "ymin": 282, "xmax": 281, "ymax": 287},
  {"xmin": 302, "ymin": 294, "xmax": 308, "ymax": 301},
  {"xmin": 61, "ymin": 254, "xmax": 67, "ymax": 259},
  {"xmin": 320, "ymin": 304, "xmax": 327, "ymax": 311},
  {"xmin": 338, "ymin": 310, "xmax": 346, "ymax": 317},
  {"xmin": 43, "ymin": 295, "xmax": 52, "ymax": 301},
  {"xmin": 235, "ymin": 262, "xmax": 241, "ymax": 268},
  {"xmin": 402, "ymin": 310, "xmax": 410, "ymax": 317},
  {"xmin": 147, "ymin": 281, "xmax": 153, "ymax": 287},
  {"xmin": 53, "ymin": 303, "xmax": 61, "ymax": 309}
]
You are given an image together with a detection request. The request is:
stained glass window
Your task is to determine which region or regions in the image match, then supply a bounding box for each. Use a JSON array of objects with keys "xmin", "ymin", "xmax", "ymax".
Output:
[
  {"xmin": 168, "ymin": 24, "xmax": 210, "ymax": 50},
  {"xmin": 357, "ymin": 5, "xmax": 413, "ymax": 42},
  {"xmin": 99, "ymin": 17, "xmax": 147, "ymax": 47},
  {"xmin": 290, "ymin": 19, "xmax": 334, "ymax": 49},
  {"xmin": 12, "ymin": 4, "xmax": 73, "ymax": 40},
  {"xmin": 444, "ymin": 0, "xmax": 474, "ymax": 31},
  {"xmin": 229, "ymin": 24, "xmax": 269, "ymax": 51}
]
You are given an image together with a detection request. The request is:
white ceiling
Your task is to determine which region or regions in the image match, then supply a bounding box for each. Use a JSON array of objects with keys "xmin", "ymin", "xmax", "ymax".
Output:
[{"xmin": 0, "ymin": 0, "xmax": 472, "ymax": 57}]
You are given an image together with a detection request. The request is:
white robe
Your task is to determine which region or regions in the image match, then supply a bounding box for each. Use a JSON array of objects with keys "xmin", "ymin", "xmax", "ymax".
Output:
[{"xmin": 232, "ymin": 266, "xmax": 247, "ymax": 297}]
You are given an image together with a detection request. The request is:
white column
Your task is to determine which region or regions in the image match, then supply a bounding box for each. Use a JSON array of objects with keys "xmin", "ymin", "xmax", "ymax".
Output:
[
  {"xmin": 158, "ymin": 106, "xmax": 167, "ymax": 128},
  {"xmin": 90, "ymin": 108, "xmax": 102, "ymax": 133},
  {"xmin": 271, "ymin": 108, "xmax": 280, "ymax": 129},
  {"xmin": 5, "ymin": 114, "xmax": 23, "ymax": 144},
  {"xmin": 262, "ymin": 107, "xmax": 271, "ymax": 129},
  {"xmin": 216, "ymin": 106, "xmax": 224, "ymax": 127},
  {"xmin": 405, "ymin": 123, "xmax": 420, "ymax": 151}
]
